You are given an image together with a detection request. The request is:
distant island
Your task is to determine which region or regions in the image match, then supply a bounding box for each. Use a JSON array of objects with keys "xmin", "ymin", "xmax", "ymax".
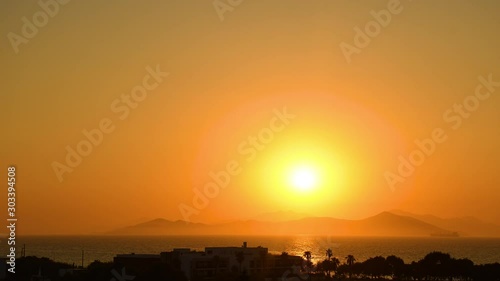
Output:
[
  {"xmin": 430, "ymin": 232, "xmax": 460, "ymax": 238},
  {"xmin": 106, "ymin": 210, "xmax": 500, "ymax": 237}
]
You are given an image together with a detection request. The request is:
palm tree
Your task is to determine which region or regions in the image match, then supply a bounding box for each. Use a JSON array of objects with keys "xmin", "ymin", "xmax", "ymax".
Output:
[
  {"xmin": 331, "ymin": 257, "xmax": 340, "ymax": 275},
  {"xmin": 346, "ymin": 254, "xmax": 356, "ymax": 266},
  {"xmin": 303, "ymin": 251, "xmax": 312, "ymax": 274},
  {"xmin": 326, "ymin": 248, "xmax": 333, "ymax": 261},
  {"xmin": 322, "ymin": 248, "xmax": 334, "ymax": 278},
  {"xmin": 345, "ymin": 255, "xmax": 356, "ymax": 279},
  {"xmin": 320, "ymin": 257, "xmax": 341, "ymax": 278}
]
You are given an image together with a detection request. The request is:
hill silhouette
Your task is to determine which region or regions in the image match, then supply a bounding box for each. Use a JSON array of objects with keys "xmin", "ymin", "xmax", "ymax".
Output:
[
  {"xmin": 107, "ymin": 211, "xmax": 479, "ymax": 237},
  {"xmin": 390, "ymin": 209, "xmax": 500, "ymax": 237}
]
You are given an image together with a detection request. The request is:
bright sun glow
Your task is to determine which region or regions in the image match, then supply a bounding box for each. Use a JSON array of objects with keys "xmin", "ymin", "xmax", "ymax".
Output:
[
  {"xmin": 290, "ymin": 167, "xmax": 318, "ymax": 191},
  {"xmin": 258, "ymin": 138, "xmax": 348, "ymax": 211}
]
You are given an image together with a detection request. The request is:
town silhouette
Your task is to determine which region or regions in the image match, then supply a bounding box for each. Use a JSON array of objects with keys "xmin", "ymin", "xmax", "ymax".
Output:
[{"xmin": 8, "ymin": 242, "xmax": 500, "ymax": 280}]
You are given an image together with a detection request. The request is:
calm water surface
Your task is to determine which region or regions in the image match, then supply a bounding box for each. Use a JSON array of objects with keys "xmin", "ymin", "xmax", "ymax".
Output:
[{"xmin": 5, "ymin": 236, "xmax": 500, "ymax": 266}]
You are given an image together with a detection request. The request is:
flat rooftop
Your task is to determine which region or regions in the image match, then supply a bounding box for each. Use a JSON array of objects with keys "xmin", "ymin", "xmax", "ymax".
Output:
[{"xmin": 115, "ymin": 254, "xmax": 160, "ymax": 258}]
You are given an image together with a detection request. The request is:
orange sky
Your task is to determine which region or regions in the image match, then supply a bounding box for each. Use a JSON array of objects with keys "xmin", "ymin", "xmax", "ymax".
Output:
[{"xmin": 1, "ymin": 0, "xmax": 500, "ymax": 235}]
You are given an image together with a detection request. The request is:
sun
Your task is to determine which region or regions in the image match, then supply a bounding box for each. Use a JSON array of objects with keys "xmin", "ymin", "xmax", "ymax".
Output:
[{"xmin": 289, "ymin": 166, "xmax": 318, "ymax": 192}]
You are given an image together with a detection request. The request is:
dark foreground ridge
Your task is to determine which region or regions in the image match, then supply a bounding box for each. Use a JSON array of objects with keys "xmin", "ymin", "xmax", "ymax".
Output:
[{"xmin": 5, "ymin": 242, "xmax": 500, "ymax": 281}]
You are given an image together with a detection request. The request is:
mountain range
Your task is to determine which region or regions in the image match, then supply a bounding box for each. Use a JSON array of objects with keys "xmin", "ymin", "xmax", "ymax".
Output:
[
  {"xmin": 107, "ymin": 210, "xmax": 500, "ymax": 237},
  {"xmin": 389, "ymin": 209, "xmax": 500, "ymax": 237}
]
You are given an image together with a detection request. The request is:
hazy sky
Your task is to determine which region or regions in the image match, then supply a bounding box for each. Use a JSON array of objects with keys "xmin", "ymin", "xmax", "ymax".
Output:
[{"xmin": 1, "ymin": 0, "xmax": 500, "ymax": 235}]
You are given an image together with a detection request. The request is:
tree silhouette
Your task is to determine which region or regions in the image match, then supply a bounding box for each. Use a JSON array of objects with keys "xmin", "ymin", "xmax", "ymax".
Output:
[
  {"xmin": 12, "ymin": 249, "xmax": 500, "ymax": 281},
  {"xmin": 326, "ymin": 248, "xmax": 333, "ymax": 261},
  {"xmin": 453, "ymin": 258, "xmax": 474, "ymax": 280},
  {"xmin": 345, "ymin": 254, "xmax": 356, "ymax": 279},
  {"xmin": 331, "ymin": 257, "xmax": 340, "ymax": 270},
  {"xmin": 346, "ymin": 255, "xmax": 356, "ymax": 266},
  {"xmin": 320, "ymin": 248, "xmax": 335, "ymax": 278},
  {"xmin": 362, "ymin": 256, "xmax": 389, "ymax": 278},
  {"xmin": 319, "ymin": 256, "xmax": 347, "ymax": 279},
  {"xmin": 303, "ymin": 251, "xmax": 313, "ymax": 275},
  {"xmin": 318, "ymin": 258, "xmax": 339, "ymax": 278},
  {"xmin": 386, "ymin": 255, "xmax": 405, "ymax": 279},
  {"xmin": 419, "ymin": 251, "xmax": 453, "ymax": 280},
  {"xmin": 329, "ymin": 257, "xmax": 340, "ymax": 277}
]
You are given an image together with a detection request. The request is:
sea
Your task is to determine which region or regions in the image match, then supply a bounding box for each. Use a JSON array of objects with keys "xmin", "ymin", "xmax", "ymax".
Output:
[{"xmin": 5, "ymin": 236, "xmax": 500, "ymax": 267}]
